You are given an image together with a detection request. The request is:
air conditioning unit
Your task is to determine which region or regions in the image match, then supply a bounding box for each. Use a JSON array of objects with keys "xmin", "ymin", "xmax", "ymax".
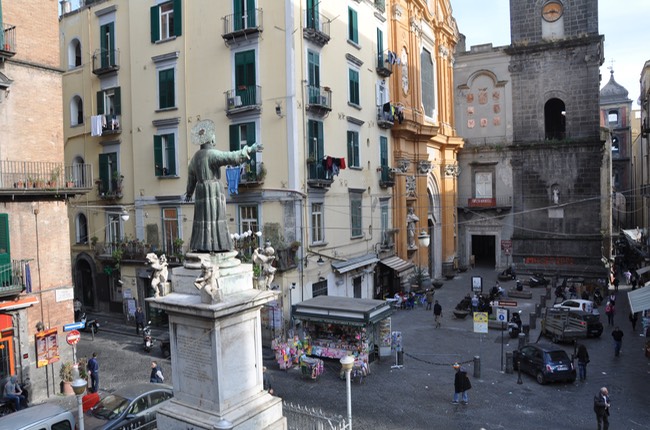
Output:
[{"xmin": 227, "ymin": 96, "xmax": 242, "ymax": 108}]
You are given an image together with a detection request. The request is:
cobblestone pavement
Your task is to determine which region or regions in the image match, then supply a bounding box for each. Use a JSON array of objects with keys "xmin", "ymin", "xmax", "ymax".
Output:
[{"xmin": 74, "ymin": 266, "xmax": 650, "ymax": 430}]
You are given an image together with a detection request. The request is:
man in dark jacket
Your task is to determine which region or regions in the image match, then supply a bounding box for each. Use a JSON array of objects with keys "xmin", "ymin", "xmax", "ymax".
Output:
[
  {"xmin": 576, "ymin": 343, "xmax": 589, "ymax": 381},
  {"xmin": 87, "ymin": 352, "xmax": 99, "ymax": 393},
  {"xmin": 452, "ymin": 364, "xmax": 472, "ymax": 405},
  {"xmin": 433, "ymin": 300, "xmax": 442, "ymax": 328},
  {"xmin": 150, "ymin": 361, "xmax": 164, "ymax": 383},
  {"xmin": 594, "ymin": 386, "xmax": 610, "ymax": 430},
  {"xmin": 135, "ymin": 306, "xmax": 145, "ymax": 335},
  {"xmin": 611, "ymin": 326, "xmax": 624, "ymax": 356}
]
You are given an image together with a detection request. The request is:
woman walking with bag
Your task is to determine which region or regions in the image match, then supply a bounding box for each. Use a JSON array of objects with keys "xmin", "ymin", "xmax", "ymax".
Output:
[{"xmin": 452, "ymin": 363, "xmax": 472, "ymax": 405}]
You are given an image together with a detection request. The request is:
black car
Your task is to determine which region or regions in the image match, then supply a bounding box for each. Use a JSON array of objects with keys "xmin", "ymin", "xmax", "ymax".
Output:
[
  {"xmin": 84, "ymin": 383, "xmax": 173, "ymax": 429},
  {"xmin": 513, "ymin": 343, "xmax": 576, "ymax": 385}
]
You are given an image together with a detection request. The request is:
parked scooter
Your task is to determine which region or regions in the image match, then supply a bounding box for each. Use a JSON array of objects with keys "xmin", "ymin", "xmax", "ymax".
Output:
[
  {"xmin": 508, "ymin": 312, "xmax": 522, "ymax": 338},
  {"xmin": 529, "ymin": 273, "xmax": 549, "ymax": 288},
  {"xmin": 143, "ymin": 321, "xmax": 153, "ymax": 353},
  {"xmin": 78, "ymin": 312, "xmax": 100, "ymax": 334}
]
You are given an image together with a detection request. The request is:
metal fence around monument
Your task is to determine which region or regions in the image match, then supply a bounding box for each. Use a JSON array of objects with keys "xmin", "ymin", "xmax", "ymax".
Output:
[{"xmin": 283, "ymin": 401, "xmax": 349, "ymax": 430}]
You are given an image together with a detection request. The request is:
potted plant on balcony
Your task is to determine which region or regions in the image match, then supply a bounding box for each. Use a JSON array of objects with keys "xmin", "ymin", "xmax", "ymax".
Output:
[
  {"xmin": 49, "ymin": 166, "xmax": 62, "ymax": 188},
  {"xmin": 66, "ymin": 176, "xmax": 75, "ymax": 188}
]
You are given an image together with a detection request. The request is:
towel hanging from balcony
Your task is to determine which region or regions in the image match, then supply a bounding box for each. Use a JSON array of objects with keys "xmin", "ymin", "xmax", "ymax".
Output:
[
  {"xmin": 225, "ymin": 166, "xmax": 242, "ymax": 195},
  {"xmin": 90, "ymin": 115, "xmax": 103, "ymax": 136}
]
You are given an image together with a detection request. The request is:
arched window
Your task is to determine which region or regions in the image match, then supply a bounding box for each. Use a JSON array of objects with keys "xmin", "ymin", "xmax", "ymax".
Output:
[
  {"xmin": 544, "ymin": 98, "xmax": 566, "ymax": 140},
  {"xmin": 72, "ymin": 156, "xmax": 86, "ymax": 187},
  {"xmin": 70, "ymin": 95, "xmax": 84, "ymax": 126},
  {"xmin": 68, "ymin": 38, "xmax": 82, "ymax": 69},
  {"xmin": 76, "ymin": 213, "xmax": 89, "ymax": 244}
]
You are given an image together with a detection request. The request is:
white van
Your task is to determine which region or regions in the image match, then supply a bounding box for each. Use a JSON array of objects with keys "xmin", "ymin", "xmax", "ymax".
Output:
[{"xmin": 0, "ymin": 403, "xmax": 75, "ymax": 430}]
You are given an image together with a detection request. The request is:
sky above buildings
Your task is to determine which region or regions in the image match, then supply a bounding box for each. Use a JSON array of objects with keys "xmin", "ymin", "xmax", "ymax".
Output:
[{"xmin": 452, "ymin": 0, "xmax": 650, "ymax": 106}]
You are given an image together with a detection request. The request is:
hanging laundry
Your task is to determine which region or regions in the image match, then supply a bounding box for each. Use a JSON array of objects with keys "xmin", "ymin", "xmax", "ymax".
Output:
[
  {"xmin": 339, "ymin": 157, "xmax": 346, "ymax": 169},
  {"xmin": 90, "ymin": 115, "xmax": 103, "ymax": 136},
  {"xmin": 225, "ymin": 166, "xmax": 242, "ymax": 195}
]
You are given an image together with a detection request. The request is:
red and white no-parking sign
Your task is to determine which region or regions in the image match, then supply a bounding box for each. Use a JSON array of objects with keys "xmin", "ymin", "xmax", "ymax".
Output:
[{"xmin": 66, "ymin": 330, "xmax": 81, "ymax": 345}]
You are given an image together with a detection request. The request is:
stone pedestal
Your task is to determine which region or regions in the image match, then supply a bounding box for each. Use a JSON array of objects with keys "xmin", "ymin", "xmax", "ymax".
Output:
[{"xmin": 148, "ymin": 253, "xmax": 286, "ymax": 430}]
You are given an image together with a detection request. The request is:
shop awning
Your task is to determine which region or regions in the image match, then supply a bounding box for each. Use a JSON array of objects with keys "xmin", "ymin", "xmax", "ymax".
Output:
[
  {"xmin": 331, "ymin": 253, "xmax": 379, "ymax": 274},
  {"xmin": 379, "ymin": 256, "xmax": 414, "ymax": 274},
  {"xmin": 292, "ymin": 296, "xmax": 393, "ymax": 326},
  {"xmin": 628, "ymin": 286, "xmax": 650, "ymax": 313},
  {"xmin": 0, "ymin": 295, "xmax": 38, "ymax": 311},
  {"xmin": 635, "ymin": 266, "xmax": 650, "ymax": 277}
]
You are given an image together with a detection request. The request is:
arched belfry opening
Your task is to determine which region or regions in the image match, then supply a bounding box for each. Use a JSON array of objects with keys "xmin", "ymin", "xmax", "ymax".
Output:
[{"xmin": 544, "ymin": 98, "xmax": 566, "ymax": 140}]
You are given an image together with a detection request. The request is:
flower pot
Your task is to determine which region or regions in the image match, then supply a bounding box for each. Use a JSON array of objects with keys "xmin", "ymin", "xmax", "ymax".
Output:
[{"xmin": 61, "ymin": 380, "xmax": 75, "ymax": 396}]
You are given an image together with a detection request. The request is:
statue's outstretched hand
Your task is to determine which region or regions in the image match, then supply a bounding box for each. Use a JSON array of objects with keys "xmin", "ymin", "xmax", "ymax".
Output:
[{"xmin": 184, "ymin": 192, "xmax": 193, "ymax": 202}]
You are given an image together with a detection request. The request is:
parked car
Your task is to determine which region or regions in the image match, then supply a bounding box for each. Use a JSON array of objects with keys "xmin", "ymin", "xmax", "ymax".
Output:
[
  {"xmin": 0, "ymin": 403, "xmax": 75, "ymax": 430},
  {"xmin": 569, "ymin": 310, "xmax": 603, "ymax": 338},
  {"xmin": 512, "ymin": 343, "xmax": 576, "ymax": 385},
  {"xmin": 84, "ymin": 383, "xmax": 173, "ymax": 430},
  {"xmin": 554, "ymin": 299, "xmax": 599, "ymax": 315}
]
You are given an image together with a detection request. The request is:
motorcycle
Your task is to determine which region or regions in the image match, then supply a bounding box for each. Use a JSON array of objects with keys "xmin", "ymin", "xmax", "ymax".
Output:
[
  {"xmin": 78, "ymin": 312, "xmax": 100, "ymax": 334},
  {"xmin": 143, "ymin": 321, "xmax": 153, "ymax": 353},
  {"xmin": 508, "ymin": 312, "xmax": 522, "ymax": 338},
  {"xmin": 529, "ymin": 273, "xmax": 549, "ymax": 288}
]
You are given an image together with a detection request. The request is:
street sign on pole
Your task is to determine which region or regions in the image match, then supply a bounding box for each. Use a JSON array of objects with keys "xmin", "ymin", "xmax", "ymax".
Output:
[
  {"xmin": 66, "ymin": 330, "xmax": 81, "ymax": 345},
  {"xmin": 496, "ymin": 308, "xmax": 508, "ymax": 322},
  {"xmin": 498, "ymin": 300, "xmax": 518, "ymax": 308},
  {"xmin": 63, "ymin": 322, "xmax": 85, "ymax": 332}
]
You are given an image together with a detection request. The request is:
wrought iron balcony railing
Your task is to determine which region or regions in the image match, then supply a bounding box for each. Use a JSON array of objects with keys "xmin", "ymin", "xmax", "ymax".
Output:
[
  {"xmin": 377, "ymin": 106, "xmax": 395, "ymax": 129},
  {"xmin": 222, "ymin": 8, "xmax": 263, "ymax": 45},
  {"xmin": 303, "ymin": 10, "xmax": 330, "ymax": 47},
  {"xmin": 225, "ymin": 85, "xmax": 262, "ymax": 116},
  {"xmin": 0, "ymin": 23, "xmax": 17, "ymax": 57},
  {"xmin": 378, "ymin": 165, "xmax": 395, "ymax": 188},
  {"xmin": 307, "ymin": 160, "xmax": 333, "ymax": 188},
  {"xmin": 0, "ymin": 161, "xmax": 93, "ymax": 194},
  {"xmin": 0, "ymin": 259, "xmax": 30, "ymax": 299},
  {"xmin": 376, "ymin": 51, "xmax": 393, "ymax": 77},
  {"xmin": 305, "ymin": 85, "xmax": 332, "ymax": 115},
  {"xmin": 92, "ymin": 48, "xmax": 120, "ymax": 75}
]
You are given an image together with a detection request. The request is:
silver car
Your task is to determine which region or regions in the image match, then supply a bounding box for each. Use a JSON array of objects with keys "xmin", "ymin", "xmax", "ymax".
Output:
[{"xmin": 84, "ymin": 383, "xmax": 173, "ymax": 430}]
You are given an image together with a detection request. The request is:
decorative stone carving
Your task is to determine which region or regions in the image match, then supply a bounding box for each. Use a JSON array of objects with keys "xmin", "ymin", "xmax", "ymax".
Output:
[
  {"xmin": 397, "ymin": 158, "xmax": 411, "ymax": 173},
  {"xmin": 252, "ymin": 243, "xmax": 277, "ymax": 290},
  {"xmin": 406, "ymin": 207, "xmax": 419, "ymax": 250},
  {"xmin": 418, "ymin": 160, "xmax": 432, "ymax": 174},
  {"xmin": 146, "ymin": 253, "xmax": 168, "ymax": 298},
  {"xmin": 193, "ymin": 260, "xmax": 223, "ymax": 303},
  {"xmin": 444, "ymin": 164, "xmax": 461, "ymax": 177},
  {"xmin": 405, "ymin": 176, "xmax": 416, "ymax": 197}
]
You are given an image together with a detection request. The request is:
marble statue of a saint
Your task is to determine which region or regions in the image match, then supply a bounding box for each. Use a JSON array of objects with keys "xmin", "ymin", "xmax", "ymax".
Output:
[
  {"xmin": 406, "ymin": 207, "xmax": 419, "ymax": 249},
  {"xmin": 185, "ymin": 120, "xmax": 261, "ymax": 252}
]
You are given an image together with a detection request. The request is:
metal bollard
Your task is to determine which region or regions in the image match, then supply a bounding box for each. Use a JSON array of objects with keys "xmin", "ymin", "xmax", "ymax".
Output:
[
  {"xmin": 473, "ymin": 355, "xmax": 480, "ymax": 379},
  {"xmin": 535, "ymin": 303, "xmax": 541, "ymax": 318},
  {"xmin": 529, "ymin": 313, "xmax": 537, "ymax": 330},
  {"xmin": 545, "ymin": 286, "xmax": 551, "ymax": 299},
  {"xmin": 518, "ymin": 332, "xmax": 526, "ymax": 349},
  {"xmin": 522, "ymin": 324, "xmax": 530, "ymax": 335},
  {"xmin": 505, "ymin": 351, "xmax": 513, "ymax": 374},
  {"xmin": 540, "ymin": 295, "xmax": 547, "ymax": 308}
]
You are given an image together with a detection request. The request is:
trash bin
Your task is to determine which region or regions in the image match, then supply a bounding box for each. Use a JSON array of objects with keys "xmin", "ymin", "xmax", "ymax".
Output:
[{"xmin": 397, "ymin": 350, "xmax": 404, "ymax": 366}]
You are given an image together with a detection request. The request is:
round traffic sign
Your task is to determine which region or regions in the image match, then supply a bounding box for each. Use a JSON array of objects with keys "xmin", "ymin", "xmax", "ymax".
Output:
[{"xmin": 66, "ymin": 330, "xmax": 81, "ymax": 345}]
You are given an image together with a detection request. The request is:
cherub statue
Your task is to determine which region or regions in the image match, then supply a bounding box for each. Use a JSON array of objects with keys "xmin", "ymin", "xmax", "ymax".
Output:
[
  {"xmin": 194, "ymin": 260, "xmax": 222, "ymax": 302},
  {"xmin": 252, "ymin": 243, "xmax": 277, "ymax": 289},
  {"xmin": 146, "ymin": 253, "xmax": 168, "ymax": 298}
]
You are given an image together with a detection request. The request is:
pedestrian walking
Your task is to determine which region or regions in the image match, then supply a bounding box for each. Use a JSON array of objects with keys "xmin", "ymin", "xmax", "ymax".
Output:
[
  {"xmin": 631, "ymin": 274, "xmax": 638, "ymax": 290},
  {"xmin": 629, "ymin": 312, "xmax": 639, "ymax": 332},
  {"xmin": 150, "ymin": 361, "xmax": 164, "ymax": 383},
  {"xmin": 471, "ymin": 295, "xmax": 479, "ymax": 313},
  {"xmin": 433, "ymin": 300, "xmax": 442, "ymax": 328},
  {"xmin": 452, "ymin": 363, "xmax": 471, "ymax": 405},
  {"xmin": 575, "ymin": 343, "xmax": 589, "ymax": 381},
  {"xmin": 425, "ymin": 289, "xmax": 434, "ymax": 311},
  {"xmin": 612, "ymin": 277, "xmax": 619, "ymax": 293},
  {"xmin": 135, "ymin": 306, "xmax": 145, "ymax": 335},
  {"xmin": 611, "ymin": 326, "xmax": 624, "ymax": 357},
  {"xmin": 605, "ymin": 301, "xmax": 615, "ymax": 326},
  {"xmin": 623, "ymin": 269, "xmax": 631, "ymax": 285},
  {"xmin": 263, "ymin": 366, "xmax": 274, "ymax": 395},
  {"xmin": 87, "ymin": 352, "xmax": 99, "ymax": 393},
  {"xmin": 593, "ymin": 386, "xmax": 611, "ymax": 430}
]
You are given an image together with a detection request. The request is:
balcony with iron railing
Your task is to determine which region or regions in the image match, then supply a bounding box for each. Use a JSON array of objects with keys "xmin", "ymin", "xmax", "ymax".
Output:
[
  {"xmin": 303, "ymin": 11, "xmax": 331, "ymax": 47},
  {"xmin": 0, "ymin": 259, "xmax": 30, "ymax": 299},
  {"xmin": 457, "ymin": 195, "xmax": 513, "ymax": 211},
  {"xmin": 378, "ymin": 165, "xmax": 395, "ymax": 188},
  {"xmin": 238, "ymin": 161, "xmax": 266, "ymax": 188},
  {"xmin": 98, "ymin": 113, "xmax": 122, "ymax": 135},
  {"xmin": 0, "ymin": 23, "xmax": 17, "ymax": 58},
  {"xmin": 96, "ymin": 173, "xmax": 123, "ymax": 200},
  {"xmin": 305, "ymin": 85, "xmax": 332, "ymax": 115},
  {"xmin": 376, "ymin": 106, "xmax": 395, "ymax": 129},
  {"xmin": 376, "ymin": 51, "xmax": 393, "ymax": 78},
  {"xmin": 92, "ymin": 48, "xmax": 120, "ymax": 76},
  {"xmin": 0, "ymin": 161, "xmax": 93, "ymax": 197},
  {"xmin": 225, "ymin": 85, "xmax": 262, "ymax": 116},
  {"xmin": 307, "ymin": 159, "xmax": 334, "ymax": 189},
  {"xmin": 222, "ymin": 8, "xmax": 263, "ymax": 45}
]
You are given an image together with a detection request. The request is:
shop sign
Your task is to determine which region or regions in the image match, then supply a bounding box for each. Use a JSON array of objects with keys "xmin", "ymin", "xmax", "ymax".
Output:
[
  {"xmin": 473, "ymin": 312, "xmax": 488, "ymax": 334},
  {"xmin": 35, "ymin": 328, "xmax": 60, "ymax": 368}
]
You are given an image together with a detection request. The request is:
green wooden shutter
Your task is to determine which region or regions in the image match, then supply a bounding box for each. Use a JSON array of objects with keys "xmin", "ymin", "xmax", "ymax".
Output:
[
  {"xmin": 377, "ymin": 28, "xmax": 383, "ymax": 64},
  {"xmin": 113, "ymin": 87, "xmax": 121, "ymax": 115},
  {"xmin": 99, "ymin": 154, "xmax": 110, "ymax": 192},
  {"xmin": 348, "ymin": 8, "xmax": 358, "ymax": 43},
  {"xmin": 317, "ymin": 121, "xmax": 324, "ymax": 159},
  {"xmin": 154, "ymin": 135, "xmax": 163, "ymax": 176},
  {"xmin": 245, "ymin": 122, "xmax": 256, "ymax": 165},
  {"xmin": 349, "ymin": 69, "xmax": 359, "ymax": 105},
  {"xmin": 347, "ymin": 131, "xmax": 353, "ymax": 165},
  {"xmin": 247, "ymin": 0, "xmax": 256, "ymax": 28},
  {"xmin": 234, "ymin": 0, "xmax": 243, "ymax": 31},
  {"xmin": 235, "ymin": 50, "xmax": 256, "ymax": 104},
  {"xmin": 307, "ymin": 50, "xmax": 320, "ymax": 104},
  {"xmin": 0, "ymin": 213, "xmax": 9, "ymax": 285},
  {"xmin": 306, "ymin": 0, "xmax": 319, "ymax": 29},
  {"xmin": 150, "ymin": 5, "xmax": 160, "ymax": 42},
  {"xmin": 173, "ymin": 0, "xmax": 182, "ymax": 36},
  {"xmin": 167, "ymin": 134, "xmax": 176, "ymax": 175},
  {"xmin": 380, "ymin": 136, "xmax": 388, "ymax": 167},
  {"xmin": 0, "ymin": 2, "xmax": 4, "ymax": 49},
  {"xmin": 159, "ymin": 69, "xmax": 175, "ymax": 109},
  {"xmin": 100, "ymin": 23, "xmax": 115, "ymax": 68},
  {"xmin": 96, "ymin": 91, "xmax": 104, "ymax": 115}
]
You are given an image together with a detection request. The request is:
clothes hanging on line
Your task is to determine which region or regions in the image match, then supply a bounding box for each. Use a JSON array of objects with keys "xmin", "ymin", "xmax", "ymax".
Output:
[
  {"xmin": 225, "ymin": 166, "xmax": 242, "ymax": 195},
  {"xmin": 90, "ymin": 115, "xmax": 103, "ymax": 136},
  {"xmin": 386, "ymin": 51, "xmax": 401, "ymax": 65}
]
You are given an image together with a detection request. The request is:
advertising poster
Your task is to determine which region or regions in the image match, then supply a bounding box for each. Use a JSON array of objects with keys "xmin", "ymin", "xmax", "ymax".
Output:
[
  {"xmin": 473, "ymin": 312, "xmax": 488, "ymax": 334},
  {"xmin": 36, "ymin": 328, "xmax": 60, "ymax": 368}
]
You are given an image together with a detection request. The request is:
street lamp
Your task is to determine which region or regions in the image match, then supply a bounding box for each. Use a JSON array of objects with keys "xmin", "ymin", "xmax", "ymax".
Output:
[
  {"xmin": 120, "ymin": 209, "xmax": 129, "ymax": 222},
  {"xmin": 71, "ymin": 365, "xmax": 87, "ymax": 430},
  {"xmin": 417, "ymin": 230, "xmax": 430, "ymax": 248},
  {"xmin": 340, "ymin": 355, "xmax": 354, "ymax": 430}
]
